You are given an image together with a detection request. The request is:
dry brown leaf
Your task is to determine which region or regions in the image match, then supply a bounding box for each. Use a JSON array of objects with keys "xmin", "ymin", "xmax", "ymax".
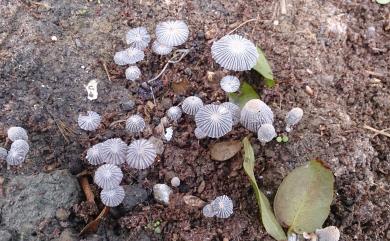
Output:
[{"xmin": 210, "ymin": 140, "xmax": 242, "ymax": 161}]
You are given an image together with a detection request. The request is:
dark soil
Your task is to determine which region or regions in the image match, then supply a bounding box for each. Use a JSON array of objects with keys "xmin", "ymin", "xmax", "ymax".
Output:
[{"xmin": 0, "ymin": 0, "xmax": 389, "ymax": 240}]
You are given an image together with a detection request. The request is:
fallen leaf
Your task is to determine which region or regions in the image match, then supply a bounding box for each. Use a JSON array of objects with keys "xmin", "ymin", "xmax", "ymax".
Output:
[
  {"xmin": 252, "ymin": 47, "xmax": 276, "ymax": 88},
  {"xmin": 242, "ymin": 137, "xmax": 287, "ymax": 241},
  {"xmin": 79, "ymin": 206, "xmax": 110, "ymax": 236},
  {"xmin": 228, "ymin": 82, "xmax": 260, "ymax": 108},
  {"xmin": 210, "ymin": 140, "xmax": 242, "ymax": 161},
  {"xmin": 172, "ymin": 79, "xmax": 190, "ymax": 95},
  {"xmin": 274, "ymin": 160, "xmax": 334, "ymax": 234},
  {"xmin": 183, "ymin": 195, "xmax": 206, "ymax": 208}
]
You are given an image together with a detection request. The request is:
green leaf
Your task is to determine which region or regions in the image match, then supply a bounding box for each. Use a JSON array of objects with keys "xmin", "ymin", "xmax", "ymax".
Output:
[
  {"xmin": 242, "ymin": 137, "xmax": 287, "ymax": 240},
  {"xmin": 274, "ymin": 160, "xmax": 334, "ymax": 234},
  {"xmin": 376, "ymin": 0, "xmax": 390, "ymax": 5},
  {"xmin": 228, "ymin": 82, "xmax": 260, "ymax": 108},
  {"xmin": 253, "ymin": 47, "xmax": 275, "ymax": 87}
]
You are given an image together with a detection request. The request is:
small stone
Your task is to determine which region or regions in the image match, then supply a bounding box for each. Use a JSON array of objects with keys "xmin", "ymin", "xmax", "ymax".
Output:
[
  {"xmin": 197, "ymin": 180, "xmax": 205, "ymax": 194},
  {"xmin": 153, "ymin": 184, "xmax": 172, "ymax": 205},
  {"xmin": 75, "ymin": 39, "xmax": 82, "ymax": 48},
  {"xmin": 121, "ymin": 185, "xmax": 148, "ymax": 212},
  {"xmin": 184, "ymin": 67, "xmax": 192, "ymax": 76},
  {"xmin": 305, "ymin": 85, "xmax": 314, "ymax": 96},
  {"xmin": 183, "ymin": 195, "xmax": 205, "ymax": 208},
  {"xmin": 170, "ymin": 177, "xmax": 180, "ymax": 187},
  {"xmin": 120, "ymin": 100, "xmax": 135, "ymax": 111},
  {"xmin": 55, "ymin": 208, "xmax": 70, "ymax": 221},
  {"xmin": 51, "ymin": 36, "xmax": 58, "ymax": 41},
  {"xmin": 161, "ymin": 98, "xmax": 172, "ymax": 110}
]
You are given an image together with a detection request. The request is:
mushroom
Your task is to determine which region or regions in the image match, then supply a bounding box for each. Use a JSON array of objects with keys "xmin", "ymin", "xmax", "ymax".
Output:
[
  {"xmin": 100, "ymin": 186, "xmax": 125, "ymax": 207},
  {"xmin": 125, "ymin": 65, "xmax": 141, "ymax": 81},
  {"xmin": 78, "ymin": 111, "xmax": 101, "ymax": 131},
  {"xmin": 211, "ymin": 34, "xmax": 259, "ymax": 71},
  {"xmin": 182, "ymin": 96, "xmax": 204, "ymax": 115},
  {"xmin": 220, "ymin": 75, "xmax": 240, "ymax": 93},
  {"xmin": 114, "ymin": 47, "xmax": 144, "ymax": 65},
  {"xmin": 94, "ymin": 164, "xmax": 123, "ymax": 189},
  {"xmin": 194, "ymin": 127, "xmax": 207, "ymax": 140},
  {"xmin": 86, "ymin": 143, "xmax": 104, "ymax": 165},
  {"xmin": 152, "ymin": 40, "xmax": 173, "ymax": 55},
  {"xmin": 210, "ymin": 195, "xmax": 233, "ymax": 218},
  {"xmin": 125, "ymin": 27, "xmax": 151, "ymax": 50},
  {"xmin": 285, "ymin": 107, "xmax": 303, "ymax": 132},
  {"xmin": 126, "ymin": 139, "xmax": 157, "ymax": 169},
  {"xmin": 170, "ymin": 177, "xmax": 181, "ymax": 187},
  {"xmin": 155, "ymin": 20, "xmax": 189, "ymax": 47},
  {"xmin": 10, "ymin": 139, "xmax": 29, "ymax": 154},
  {"xmin": 221, "ymin": 102, "xmax": 240, "ymax": 125},
  {"xmin": 6, "ymin": 149, "xmax": 27, "ymax": 166},
  {"xmin": 7, "ymin": 126, "xmax": 28, "ymax": 141},
  {"xmin": 257, "ymin": 124, "xmax": 277, "ymax": 144},
  {"xmin": 125, "ymin": 114, "xmax": 146, "ymax": 133},
  {"xmin": 240, "ymin": 99, "xmax": 274, "ymax": 132},
  {"xmin": 202, "ymin": 204, "xmax": 215, "ymax": 218},
  {"xmin": 166, "ymin": 106, "xmax": 182, "ymax": 122},
  {"xmin": 195, "ymin": 104, "xmax": 233, "ymax": 138},
  {"xmin": 100, "ymin": 138, "xmax": 127, "ymax": 165}
]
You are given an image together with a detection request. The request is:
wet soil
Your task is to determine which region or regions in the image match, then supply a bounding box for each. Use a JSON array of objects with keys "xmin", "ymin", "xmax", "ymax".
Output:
[{"xmin": 0, "ymin": 0, "xmax": 389, "ymax": 240}]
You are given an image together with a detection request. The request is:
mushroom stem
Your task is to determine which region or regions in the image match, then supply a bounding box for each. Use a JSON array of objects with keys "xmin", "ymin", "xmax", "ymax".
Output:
[{"xmin": 79, "ymin": 176, "xmax": 95, "ymax": 204}]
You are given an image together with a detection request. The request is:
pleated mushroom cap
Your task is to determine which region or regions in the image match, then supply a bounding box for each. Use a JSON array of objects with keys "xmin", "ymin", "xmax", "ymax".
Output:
[
  {"xmin": 152, "ymin": 40, "xmax": 173, "ymax": 55},
  {"xmin": 240, "ymin": 99, "xmax": 274, "ymax": 132},
  {"xmin": 6, "ymin": 149, "xmax": 27, "ymax": 166},
  {"xmin": 125, "ymin": 66, "xmax": 141, "ymax": 81},
  {"xmin": 100, "ymin": 138, "xmax": 127, "ymax": 165},
  {"xmin": 167, "ymin": 106, "xmax": 182, "ymax": 122},
  {"xmin": 194, "ymin": 127, "xmax": 207, "ymax": 140},
  {"xmin": 195, "ymin": 104, "xmax": 233, "ymax": 138},
  {"xmin": 94, "ymin": 164, "xmax": 123, "ymax": 189},
  {"xmin": 7, "ymin": 126, "xmax": 28, "ymax": 141},
  {"xmin": 125, "ymin": 27, "xmax": 151, "ymax": 50},
  {"xmin": 86, "ymin": 143, "xmax": 104, "ymax": 165},
  {"xmin": 257, "ymin": 124, "xmax": 277, "ymax": 143},
  {"xmin": 78, "ymin": 111, "xmax": 101, "ymax": 131},
  {"xmin": 211, "ymin": 195, "xmax": 234, "ymax": 218},
  {"xmin": 126, "ymin": 139, "xmax": 157, "ymax": 169},
  {"xmin": 125, "ymin": 115, "xmax": 146, "ymax": 133},
  {"xmin": 114, "ymin": 47, "xmax": 144, "ymax": 65},
  {"xmin": 285, "ymin": 107, "xmax": 303, "ymax": 132},
  {"xmin": 202, "ymin": 204, "xmax": 215, "ymax": 218},
  {"xmin": 220, "ymin": 76, "xmax": 240, "ymax": 93},
  {"xmin": 211, "ymin": 34, "xmax": 259, "ymax": 71},
  {"xmin": 182, "ymin": 96, "xmax": 203, "ymax": 115},
  {"xmin": 100, "ymin": 186, "xmax": 125, "ymax": 207},
  {"xmin": 155, "ymin": 20, "xmax": 189, "ymax": 47},
  {"xmin": 10, "ymin": 139, "xmax": 29, "ymax": 154},
  {"xmin": 221, "ymin": 102, "xmax": 240, "ymax": 125}
]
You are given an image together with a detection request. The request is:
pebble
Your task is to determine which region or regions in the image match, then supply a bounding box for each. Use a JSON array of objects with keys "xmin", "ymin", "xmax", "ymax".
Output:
[
  {"xmin": 170, "ymin": 177, "xmax": 180, "ymax": 187},
  {"xmin": 197, "ymin": 180, "xmax": 205, "ymax": 194},
  {"xmin": 161, "ymin": 98, "xmax": 172, "ymax": 110},
  {"xmin": 305, "ymin": 85, "xmax": 314, "ymax": 96},
  {"xmin": 153, "ymin": 184, "xmax": 172, "ymax": 205},
  {"xmin": 121, "ymin": 185, "xmax": 148, "ymax": 212},
  {"xmin": 120, "ymin": 100, "xmax": 135, "ymax": 111},
  {"xmin": 55, "ymin": 208, "xmax": 70, "ymax": 221}
]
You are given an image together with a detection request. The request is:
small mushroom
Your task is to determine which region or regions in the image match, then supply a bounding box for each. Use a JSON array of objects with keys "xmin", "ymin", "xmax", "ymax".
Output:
[
  {"xmin": 210, "ymin": 195, "xmax": 233, "ymax": 218},
  {"xmin": 10, "ymin": 139, "xmax": 29, "ymax": 154},
  {"xmin": 101, "ymin": 138, "xmax": 127, "ymax": 165},
  {"xmin": 125, "ymin": 27, "xmax": 151, "ymax": 50},
  {"xmin": 221, "ymin": 102, "xmax": 240, "ymax": 125},
  {"xmin": 240, "ymin": 99, "xmax": 274, "ymax": 132},
  {"xmin": 257, "ymin": 124, "xmax": 277, "ymax": 144},
  {"xmin": 7, "ymin": 126, "xmax": 28, "ymax": 141},
  {"xmin": 194, "ymin": 127, "xmax": 207, "ymax": 140},
  {"xmin": 114, "ymin": 47, "xmax": 144, "ymax": 65},
  {"xmin": 152, "ymin": 40, "xmax": 173, "ymax": 55},
  {"xmin": 182, "ymin": 96, "xmax": 204, "ymax": 115},
  {"xmin": 78, "ymin": 111, "xmax": 101, "ymax": 131},
  {"xmin": 166, "ymin": 106, "xmax": 182, "ymax": 122},
  {"xmin": 211, "ymin": 34, "xmax": 259, "ymax": 71},
  {"xmin": 202, "ymin": 204, "xmax": 215, "ymax": 218},
  {"xmin": 125, "ymin": 66, "xmax": 141, "ymax": 81},
  {"xmin": 220, "ymin": 76, "xmax": 240, "ymax": 93},
  {"xmin": 155, "ymin": 20, "xmax": 189, "ymax": 47},
  {"xmin": 170, "ymin": 177, "xmax": 181, "ymax": 187},
  {"xmin": 126, "ymin": 139, "xmax": 157, "ymax": 169},
  {"xmin": 86, "ymin": 143, "xmax": 104, "ymax": 165},
  {"xmin": 195, "ymin": 104, "xmax": 233, "ymax": 138},
  {"xmin": 6, "ymin": 149, "xmax": 26, "ymax": 166},
  {"xmin": 125, "ymin": 114, "xmax": 146, "ymax": 133},
  {"xmin": 285, "ymin": 107, "xmax": 303, "ymax": 132},
  {"xmin": 94, "ymin": 164, "xmax": 123, "ymax": 189},
  {"xmin": 100, "ymin": 186, "xmax": 125, "ymax": 207}
]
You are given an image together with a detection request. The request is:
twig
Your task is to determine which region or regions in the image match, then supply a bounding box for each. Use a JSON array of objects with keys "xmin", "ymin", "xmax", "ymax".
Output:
[
  {"xmin": 227, "ymin": 18, "xmax": 259, "ymax": 35},
  {"xmin": 150, "ymin": 86, "xmax": 156, "ymax": 105},
  {"xmin": 280, "ymin": 0, "xmax": 287, "ymax": 15},
  {"xmin": 101, "ymin": 60, "xmax": 112, "ymax": 82},
  {"xmin": 79, "ymin": 206, "xmax": 110, "ymax": 236},
  {"xmin": 363, "ymin": 125, "xmax": 390, "ymax": 138},
  {"xmin": 109, "ymin": 119, "xmax": 126, "ymax": 128}
]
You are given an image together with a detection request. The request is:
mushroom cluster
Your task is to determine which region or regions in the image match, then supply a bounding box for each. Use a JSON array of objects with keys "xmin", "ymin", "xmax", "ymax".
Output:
[
  {"xmin": 114, "ymin": 20, "xmax": 189, "ymax": 82},
  {"xmin": 202, "ymin": 195, "xmax": 234, "ymax": 219},
  {"xmin": 2, "ymin": 126, "xmax": 30, "ymax": 166}
]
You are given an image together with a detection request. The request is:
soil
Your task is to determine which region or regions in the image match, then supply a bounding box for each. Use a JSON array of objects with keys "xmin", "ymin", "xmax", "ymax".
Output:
[{"xmin": 0, "ymin": 0, "xmax": 389, "ymax": 240}]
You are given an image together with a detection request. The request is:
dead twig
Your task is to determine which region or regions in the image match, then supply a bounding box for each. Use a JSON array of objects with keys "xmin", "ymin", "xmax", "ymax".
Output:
[
  {"xmin": 227, "ymin": 18, "xmax": 260, "ymax": 35},
  {"xmin": 280, "ymin": 0, "xmax": 287, "ymax": 15},
  {"xmin": 101, "ymin": 60, "xmax": 112, "ymax": 82},
  {"xmin": 363, "ymin": 125, "xmax": 390, "ymax": 138},
  {"xmin": 79, "ymin": 176, "xmax": 96, "ymax": 204},
  {"xmin": 79, "ymin": 206, "xmax": 110, "ymax": 236},
  {"xmin": 109, "ymin": 119, "xmax": 126, "ymax": 128}
]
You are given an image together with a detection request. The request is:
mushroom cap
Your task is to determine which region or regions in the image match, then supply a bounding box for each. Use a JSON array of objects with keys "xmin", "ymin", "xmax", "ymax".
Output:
[
  {"xmin": 152, "ymin": 40, "xmax": 173, "ymax": 55},
  {"xmin": 100, "ymin": 186, "xmax": 125, "ymax": 207},
  {"xmin": 78, "ymin": 111, "xmax": 101, "ymax": 131},
  {"xmin": 167, "ymin": 106, "xmax": 182, "ymax": 121},
  {"xmin": 211, "ymin": 34, "xmax": 259, "ymax": 71},
  {"xmin": 194, "ymin": 127, "xmax": 207, "ymax": 140},
  {"xmin": 257, "ymin": 124, "xmax": 277, "ymax": 143},
  {"xmin": 170, "ymin": 177, "xmax": 181, "ymax": 187},
  {"xmin": 125, "ymin": 65, "xmax": 141, "ymax": 81},
  {"xmin": 6, "ymin": 149, "xmax": 27, "ymax": 166},
  {"xmin": 285, "ymin": 107, "xmax": 303, "ymax": 132},
  {"xmin": 86, "ymin": 143, "xmax": 104, "ymax": 165},
  {"xmin": 211, "ymin": 195, "xmax": 233, "ymax": 218},
  {"xmin": 182, "ymin": 96, "xmax": 204, "ymax": 115},
  {"xmin": 195, "ymin": 104, "xmax": 233, "ymax": 138},
  {"xmin": 220, "ymin": 75, "xmax": 240, "ymax": 93},
  {"xmin": 125, "ymin": 114, "xmax": 146, "ymax": 133},
  {"xmin": 101, "ymin": 138, "xmax": 127, "ymax": 165},
  {"xmin": 10, "ymin": 139, "xmax": 29, "ymax": 154},
  {"xmin": 126, "ymin": 139, "xmax": 157, "ymax": 169},
  {"xmin": 125, "ymin": 27, "xmax": 151, "ymax": 50},
  {"xmin": 221, "ymin": 102, "xmax": 241, "ymax": 125},
  {"xmin": 155, "ymin": 20, "xmax": 189, "ymax": 47},
  {"xmin": 0, "ymin": 147, "xmax": 8, "ymax": 161},
  {"xmin": 94, "ymin": 164, "xmax": 123, "ymax": 189},
  {"xmin": 114, "ymin": 47, "xmax": 145, "ymax": 65},
  {"xmin": 7, "ymin": 126, "xmax": 28, "ymax": 142},
  {"xmin": 202, "ymin": 204, "xmax": 215, "ymax": 218},
  {"xmin": 240, "ymin": 99, "xmax": 274, "ymax": 132}
]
